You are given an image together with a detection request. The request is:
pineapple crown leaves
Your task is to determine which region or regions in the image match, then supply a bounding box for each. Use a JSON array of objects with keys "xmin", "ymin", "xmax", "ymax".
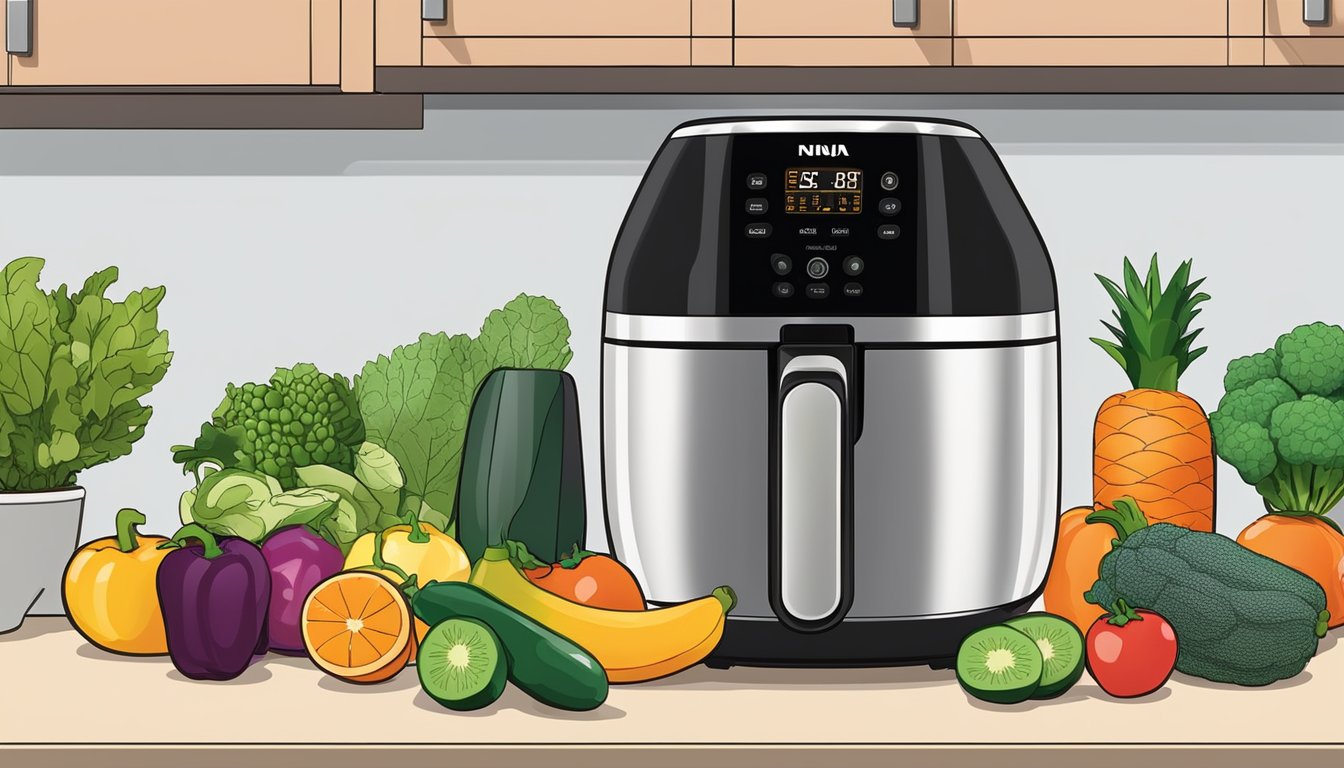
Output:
[{"xmin": 1090, "ymin": 254, "xmax": 1210, "ymax": 392}]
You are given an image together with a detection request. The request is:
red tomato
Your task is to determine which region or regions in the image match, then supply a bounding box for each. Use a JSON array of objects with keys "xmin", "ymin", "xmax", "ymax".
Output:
[{"xmin": 1085, "ymin": 606, "xmax": 1178, "ymax": 698}]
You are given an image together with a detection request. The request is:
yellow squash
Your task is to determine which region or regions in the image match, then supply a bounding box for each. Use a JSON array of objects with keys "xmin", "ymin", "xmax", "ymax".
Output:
[
  {"xmin": 345, "ymin": 522, "xmax": 470, "ymax": 586},
  {"xmin": 469, "ymin": 546, "xmax": 735, "ymax": 683},
  {"xmin": 62, "ymin": 508, "xmax": 170, "ymax": 656}
]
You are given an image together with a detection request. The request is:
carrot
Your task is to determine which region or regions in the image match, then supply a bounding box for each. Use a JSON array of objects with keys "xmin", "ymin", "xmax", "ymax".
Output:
[
  {"xmin": 1238, "ymin": 514, "xmax": 1344, "ymax": 628},
  {"xmin": 1090, "ymin": 255, "xmax": 1214, "ymax": 532}
]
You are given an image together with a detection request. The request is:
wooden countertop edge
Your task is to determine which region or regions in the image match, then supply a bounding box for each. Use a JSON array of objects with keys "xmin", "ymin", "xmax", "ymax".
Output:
[
  {"xmin": 4, "ymin": 744, "xmax": 1343, "ymax": 768},
  {"xmin": 375, "ymin": 65, "xmax": 1344, "ymax": 94}
]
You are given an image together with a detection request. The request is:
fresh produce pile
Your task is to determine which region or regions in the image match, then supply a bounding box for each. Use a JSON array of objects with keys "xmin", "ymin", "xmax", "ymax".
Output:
[
  {"xmin": 1022, "ymin": 257, "xmax": 1342, "ymax": 706},
  {"xmin": 63, "ymin": 293, "xmax": 739, "ymax": 711}
]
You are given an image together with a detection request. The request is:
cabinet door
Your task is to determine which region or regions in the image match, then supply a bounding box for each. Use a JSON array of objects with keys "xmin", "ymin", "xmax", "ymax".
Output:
[
  {"xmin": 423, "ymin": 0, "xmax": 691, "ymax": 66},
  {"xmin": 1266, "ymin": 0, "xmax": 1344, "ymax": 64},
  {"xmin": 734, "ymin": 0, "xmax": 952, "ymax": 66},
  {"xmin": 954, "ymin": 0, "xmax": 1229, "ymax": 65},
  {"xmin": 8, "ymin": 0, "xmax": 313, "ymax": 86}
]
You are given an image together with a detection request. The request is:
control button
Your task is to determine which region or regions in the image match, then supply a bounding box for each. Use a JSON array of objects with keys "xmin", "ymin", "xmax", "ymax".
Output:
[
  {"xmin": 797, "ymin": 226, "xmax": 818, "ymax": 237},
  {"xmin": 746, "ymin": 223, "xmax": 772, "ymax": 238},
  {"xmin": 746, "ymin": 197, "xmax": 769, "ymax": 215},
  {"xmin": 881, "ymin": 172, "xmax": 900, "ymax": 191},
  {"xmin": 771, "ymin": 254, "xmax": 793, "ymax": 276},
  {"xmin": 830, "ymin": 226, "xmax": 851, "ymax": 238},
  {"xmin": 806, "ymin": 283, "xmax": 831, "ymax": 300},
  {"xmin": 747, "ymin": 173, "xmax": 767, "ymax": 190},
  {"xmin": 842, "ymin": 256, "xmax": 864, "ymax": 277},
  {"xmin": 772, "ymin": 282, "xmax": 795, "ymax": 299},
  {"xmin": 877, "ymin": 224, "xmax": 901, "ymax": 240},
  {"xmin": 806, "ymin": 257, "xmax": 830, "ymax": 279},
  {"xmin": 879, "ymin": 197, "xmax": 902, "ymax": 216},
  {"xmin": 843, "ymin": 282, "xmax": 864, "ymax": 298}
]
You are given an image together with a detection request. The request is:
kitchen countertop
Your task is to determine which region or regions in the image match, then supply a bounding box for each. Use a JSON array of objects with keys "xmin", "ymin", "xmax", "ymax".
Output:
[{"xmin": 2, "ymin": 617, "xmax": 1342, "ymax": 767}]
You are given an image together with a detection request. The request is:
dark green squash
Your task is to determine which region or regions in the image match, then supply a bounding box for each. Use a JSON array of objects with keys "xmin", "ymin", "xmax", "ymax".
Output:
[{"xmin": 1085, "ymin": 510, "xmax": 1328, "ymax": 687}]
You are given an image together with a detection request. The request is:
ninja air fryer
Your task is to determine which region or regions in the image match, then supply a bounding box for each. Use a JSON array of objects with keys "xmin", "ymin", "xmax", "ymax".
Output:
[{"xmin": 601, "ymin": 117, "xmax": 1060, "ymax": 667}]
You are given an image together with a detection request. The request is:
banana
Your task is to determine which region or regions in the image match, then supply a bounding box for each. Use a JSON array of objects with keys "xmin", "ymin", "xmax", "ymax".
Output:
[{"xmin": 469, "ymin": 546, "xmax": 735, "ymax": 683}]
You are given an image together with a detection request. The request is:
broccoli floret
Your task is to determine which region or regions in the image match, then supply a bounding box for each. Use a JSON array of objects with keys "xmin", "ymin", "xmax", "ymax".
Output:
[
  {"xmin": 1210, "ymin": 413, "xmax": 1278, "ymax": 484},
  {"xmin": 175, "ymin": 363, "xmax": 365, "ymax": 488},
  {"xmin": 1275, "ymin": 322, "xmax": 1344, "ymax": 396},
  {"xmin": 1223, "ymin": 349, "xmax": 1280, "ymax": 391},
  {"xmin": 1214, "ymin": 377, "xmax": 1297, "ymax": 427},
  {"xmin": 1269, "ymin": 395, "xmax": 1344, "ymax": 469}
]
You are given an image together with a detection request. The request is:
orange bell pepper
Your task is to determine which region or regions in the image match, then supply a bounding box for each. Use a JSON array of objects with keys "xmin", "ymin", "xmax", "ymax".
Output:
[
  {"xmin": 62, "ymin": 508, "xmax": 170, "ymax": 656},
  {"xmin": 1042, "ymin": 505, "xmax": 1118, "ymax": 634}
]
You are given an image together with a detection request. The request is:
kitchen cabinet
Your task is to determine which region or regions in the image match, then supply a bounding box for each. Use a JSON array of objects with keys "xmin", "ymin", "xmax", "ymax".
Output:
[
  {"xmin": 1266, "ymin": 0, "xmax": 1344, "ymax": 64},
  {"xmin": 422, "ymin": 0, "xmax": 692, "ymax": 66},
  {"xmin": 733, "ymin": 0, "xmax": 952, "ymax": 66},
  {"xmin": 6, "ymin": 1, "xmax": 320, "ymax": 86},
  {"xmin": 953, "ymin": 0, "xmax": 1229, "ymax": 65}
]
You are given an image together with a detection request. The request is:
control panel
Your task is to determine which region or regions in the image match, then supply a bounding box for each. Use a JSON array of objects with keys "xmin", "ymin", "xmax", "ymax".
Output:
[{"xmin": 728, "ymin": 132, "xmax": 919, "ymax": 315}]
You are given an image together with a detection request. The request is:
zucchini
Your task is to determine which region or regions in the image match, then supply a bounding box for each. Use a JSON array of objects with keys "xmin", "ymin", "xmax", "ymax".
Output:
[
  {"xmin": 1085, "ymin": 518, "xmax": 1329, "ymax": 687},
  {"xmin": 412, "ymin": 581, "xmax": 608, "ymax": 711}
]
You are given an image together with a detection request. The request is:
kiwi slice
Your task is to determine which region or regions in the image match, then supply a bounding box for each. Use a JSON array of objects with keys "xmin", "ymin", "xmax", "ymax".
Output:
[
  {"xmin": 955, "ymin": 625, "xmax": 1043, "ymax": 705},
  {"xmin": 417, "ymin": 618, "xmax": 508, "ymax": 711},
  {"xmin": 1005, "ymin": 613, "xmax": 1086, "ymax": 700}
]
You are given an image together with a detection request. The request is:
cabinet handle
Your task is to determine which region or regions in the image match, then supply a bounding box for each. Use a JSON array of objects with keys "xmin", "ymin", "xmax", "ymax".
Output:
[
  {"xmin": 1306, "ymin": 0, "xmax": 1331, "ymax": 25},
  {"xmin": 892, "ymin": 0, "xmax": 919, "ymax": 28},
  {"xmin": 423, "ymin": 0, "xmax": 446, "ymax": 22},
  {"xmin": 6, "ymin": 0, "xmax": 31, "ymax": 56}
]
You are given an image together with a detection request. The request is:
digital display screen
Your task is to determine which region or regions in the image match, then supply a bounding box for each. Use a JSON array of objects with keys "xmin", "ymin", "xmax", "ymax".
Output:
[{"xmin": 785, "ymin": 168, "xmax": 863, "ymax": 214}]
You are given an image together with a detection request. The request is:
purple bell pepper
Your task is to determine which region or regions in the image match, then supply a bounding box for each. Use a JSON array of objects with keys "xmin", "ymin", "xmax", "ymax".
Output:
[
  {"xmin": 260, "ymin": 525, "xmax": 345, "ymax": 655},
  {"xmin": 157, "ymin": 524, "xmax": 271, "ymax": 681}
]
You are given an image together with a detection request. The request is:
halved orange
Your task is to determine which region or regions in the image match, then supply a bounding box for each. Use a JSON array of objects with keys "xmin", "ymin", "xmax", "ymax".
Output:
[{"xmin": 302, "ymin": 571, "xmax": 413, "ymax": 684}]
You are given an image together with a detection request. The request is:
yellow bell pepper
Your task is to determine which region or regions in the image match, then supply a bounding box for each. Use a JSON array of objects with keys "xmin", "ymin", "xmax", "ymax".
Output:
[
  {"xmin": 62, "ymin": 508, "xmax": 170, "ymax": 656},
  {"xmin": 345, "ymin": 522, "xmax": 470, "ymax": 586}
]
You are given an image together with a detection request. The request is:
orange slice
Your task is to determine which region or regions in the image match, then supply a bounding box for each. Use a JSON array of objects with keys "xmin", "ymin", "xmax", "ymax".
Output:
[{"xmin": 301, "ymin": 571, "xmax": 413, "ymax": 684}]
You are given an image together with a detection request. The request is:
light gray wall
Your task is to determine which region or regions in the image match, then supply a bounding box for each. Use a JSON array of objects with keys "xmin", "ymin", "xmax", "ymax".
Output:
[{"xmin": 2, "ymin": 96, "xmax": 1340, "ymax": 564}]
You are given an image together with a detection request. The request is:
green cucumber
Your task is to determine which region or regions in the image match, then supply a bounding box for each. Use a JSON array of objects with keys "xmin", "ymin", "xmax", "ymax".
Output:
[
  {"xmin": 1004, "ymin": 613, "xmax": 1086, "ymax": 699},
  {"xmin": 955, "ymin": 625, "xmax": 1043, "ymax": 705},
  {"xmin": 417, "ymin": 619, "xmax": 508, "ymax": 712},
  {"xmin": 412, "ymin": 581, "xmax": 608, "ymax": 712}
]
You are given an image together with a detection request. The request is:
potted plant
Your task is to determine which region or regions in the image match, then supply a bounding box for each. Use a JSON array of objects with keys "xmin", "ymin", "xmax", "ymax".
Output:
[{"xmin": 0, "ymin": 257, "xmax": 172, "ymax": 633}]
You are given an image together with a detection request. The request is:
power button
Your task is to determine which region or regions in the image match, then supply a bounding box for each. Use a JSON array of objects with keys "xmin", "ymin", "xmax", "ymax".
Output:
[{"xmin": 806, "ymin": 257, "xmax": 829, "ymax": 279}]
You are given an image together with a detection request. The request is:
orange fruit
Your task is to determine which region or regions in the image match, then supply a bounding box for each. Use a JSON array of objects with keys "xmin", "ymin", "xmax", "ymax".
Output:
[{"xmin": 301, "ymin": 571, "xmax": 413, "ymax": 684}]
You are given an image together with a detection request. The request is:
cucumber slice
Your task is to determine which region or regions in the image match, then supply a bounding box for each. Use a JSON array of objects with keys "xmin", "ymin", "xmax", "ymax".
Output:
[
  {"xmin": 955, "ymin": 625, "xmax": 1043, "ymax": 705},
  {"xmin": 1005, "ymin": 613, "xmax": 1086, "ymax": 699},
  {"xmin": 417, "ymin": 618, "xmax": 508, "ymax": 711}
]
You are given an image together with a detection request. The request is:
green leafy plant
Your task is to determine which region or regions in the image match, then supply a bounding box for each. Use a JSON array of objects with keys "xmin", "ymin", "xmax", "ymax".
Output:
[
  {"xmin": 357, "ymin": 294, "xmax": 573, "ymax": 531},
  {"xmin": 172, "ymin": 363, "xmax": 365, "ymax": 489},
  {"xmin": 1210, "ymin": 322, "xmax": 1344, "ymax": 523},
  {"xmin": 0, "ymin": 257, "xmax": 172, "ymax": 491}
]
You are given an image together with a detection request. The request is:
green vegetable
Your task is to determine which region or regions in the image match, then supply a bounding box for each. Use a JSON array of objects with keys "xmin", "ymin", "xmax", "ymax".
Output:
[
  {"xmin": 1210, "ymin": 322, "xmax": 1344, "ymax": 521},
  {"xmin": 955, "ymin": 624, "xmax": 1043, "ymax": 705},
  {"xmin": 295, "ymin": 461, "xmax": 401, "ymax": 554},
  {"xmin": 181, "ymin": 467, "xmax": 340, "ymax": 542},
  {"xmin": 455, "ymin": 369, "xmax": 586, "ymax": 564},
  {"xmin": 172, "ymin": 363, "xmax": 364, "ymax": 490},
  {"xmin": 0, "ymin": 257, "xmax": 172, "ymax": 491},
  {"xmin": 412, "ymin": 580, "xmax": 607, "ymax": 712},
  {"xmin": 1085, "ymin": 500, "xmax": 1329, "ymax": 686},
  {"xmin": 417, "ymin": 618, "xmax": 509, "ymax": 712},
  {"xmin": 356, "ymin": 294, "xmax": 573, "ymax": 532},
  {"xmin": 1004, "ymin": 613, "xmax": 1086, "ymax": 700}
]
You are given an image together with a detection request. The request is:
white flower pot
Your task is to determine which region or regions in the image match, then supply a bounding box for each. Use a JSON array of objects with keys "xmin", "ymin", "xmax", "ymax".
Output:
[{"xmin": 0, "ymin": 487, "xmax": 85, "ymax": 634}]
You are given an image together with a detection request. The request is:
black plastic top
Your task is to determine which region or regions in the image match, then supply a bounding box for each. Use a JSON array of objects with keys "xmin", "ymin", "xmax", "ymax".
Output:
[{"xmin": 605, "ymin": 117, "xmax": 1057, "ymax": 317}]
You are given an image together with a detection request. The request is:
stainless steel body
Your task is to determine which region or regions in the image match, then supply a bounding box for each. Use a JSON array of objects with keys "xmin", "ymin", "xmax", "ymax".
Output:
[{"xmin": 602, "ymin": 317, "xmax": 1059, "ymax": 620}]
